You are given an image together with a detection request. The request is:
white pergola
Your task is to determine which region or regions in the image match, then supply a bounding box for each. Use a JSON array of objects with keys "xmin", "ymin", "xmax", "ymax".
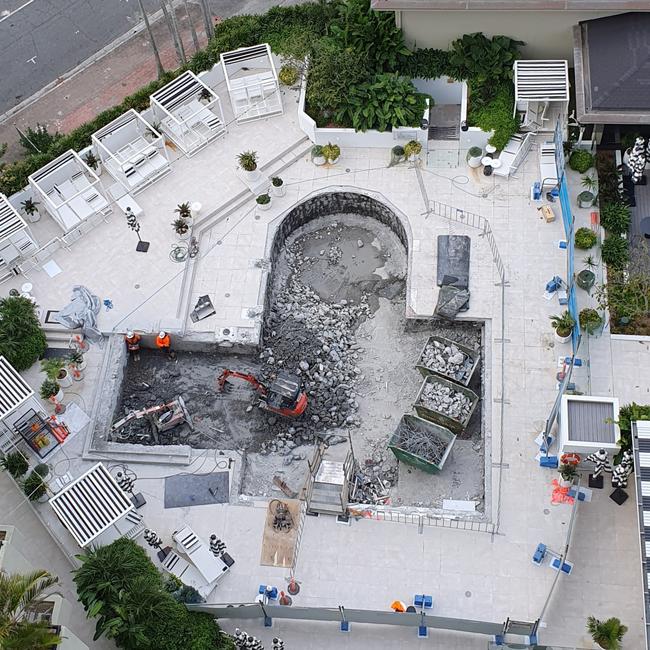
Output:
[
  {"xmin": 220, "ymin": 43, "xmax": 283, "ymax": 124},
  {"xmin": 92, "ymin": 109, "xmax": 170, "ymax": 195},
  {"xmin": 513, "ymin": 60, "xmax": 569, "ymax": 131},
  {"xmin": 150, "ymin": 71, "xmax": 226, "ymax": 156},
  {"xmin": 49, "ymin": 462, "xmax": 143, "ymax": 548},
  {"xmin": 28, "ymin": 150, "xmax": 112, "ymax": 233},
  {"xmin": 0, "ymin": 194, "xmax": 37, "ymax": 276}
]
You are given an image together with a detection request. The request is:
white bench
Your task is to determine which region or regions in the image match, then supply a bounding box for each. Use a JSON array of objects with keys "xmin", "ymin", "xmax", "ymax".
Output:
[
  {"xmin": 493, "ymin": 132, "xmax": 533, "ymax": 177},
  {"xmin": 539, "ymin": 142, "xmax": 558, "ymax": 188}
]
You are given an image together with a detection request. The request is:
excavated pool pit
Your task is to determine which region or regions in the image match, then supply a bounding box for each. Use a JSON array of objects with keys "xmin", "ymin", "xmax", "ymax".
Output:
[{"xmin": 99, "ymin": 192, "xmax": 489, "ymax": 511}]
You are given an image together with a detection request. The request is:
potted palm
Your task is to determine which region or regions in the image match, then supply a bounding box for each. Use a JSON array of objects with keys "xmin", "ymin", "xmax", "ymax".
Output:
[
  {"xmin": 558, "ymin": 463, "xmax": 577, "ymax": 488},
  {"xmin": 40, "ymin": 378, "xmax": 63, "ymax": 403},
  {"xmin": 404, "ymin": 140, "xmax": 422, "ymax": 161},
  {"xmin": 322, "ymin": 143, "xmax": 340, "ymax": 165},
  {"xmin": 237, "ymin": 151, "xmax": 260, "ymax": 182},
  {"xmin": 172, "ymin": 218, "xmax": 191, "ymax": 240},
  {"xmin": 311, "ymin": 145, "xmax": 326, "ymax": 166},
  {"xmin": 271, "ymin": 177, "xmax": 286, "ymax": 198},
  {"xmin": 175, "ymin": 202, "xmax": 192, "ymax": 226},
  {"xmin": 0, "ymin": 451, "xmax": 29, "ymax": 479},
  {"xmin": 579, "ymin": 308, "xmax": 603, "ymax": 335},
  {"xmin": 550, "ymin": 311, "xmax": 575, "ymax": 343},
  {"xmin": 256, "ymin": 194, "xmax": 271, "ymax": 211},
  {"xmin": 466, "ymin": 146, "xmax": 483, "ymax": 168},
  {"xmin": 41, "ymin": 358, "xmax": 72, "ymax": 388},
  {"xmin": 389, "ymin": 145, "xmax": 405, "ymax": 167},
  {"xmin": 577, "ymin": 190, "xmax": 595, "ymax": 209},
  {"xmin": 586, "ymin": 616, "xmax": 627, "ymax": 650},
  {"xmin": 20, "ymin": 197, "xmax": 40, "ymax": 223},
  {"xmin": 198, "ymin": 87, "xmax": 212, "ymax": 105},
  {"xmin": 82, "ymin": 151, "xmax": 101, "ymax": 173},
  {"xmin": 23, "ymin": 470, "xmax": 48, "ymax": 502},
  {"xmin": 68, "ymin": 349, "xmax": 86, "ymax": 371}
]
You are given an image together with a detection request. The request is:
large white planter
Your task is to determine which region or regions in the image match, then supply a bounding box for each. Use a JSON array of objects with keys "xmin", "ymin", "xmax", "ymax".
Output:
[
  {"xmin": 243, "ymin": 168, "xmax": 261, "ymax": 182},
  {"xmin": 177, "ymin": 229, "xmax": 191, "ymax": 241},
  {"xmin": 467, "ymin": 154, "xmax": 482, "ymax": 168},
  {"xmin": 26, "ymin": 211, "xmax": 41, "ymax": 223},
  {"xmin": 191, "ymin": 201, "xmax": 202, "ymax": 217},
  {"xmin": 53, "ymin": 387, "xmax": 64, "ymax": 403},
  {"xmin": 57, "ymin": 369, "xmax": 72, "ymax": 388},
  {"xmin": 554, "ymin": 330, "xmax": 572, "ymax": 344},
  {"xmin": 328, "ymin": 156, "xmax": 340, "ymax": 166},
  {"xmin": 271, "ymin": 184, "xmax": 286, "ymax": 197},
  {"xmin": 257, "ymin": 200, "xmax": 272, "ymax": 212},
  {"xmin": 313, "ymin": 156, "xmax": 326, "ymax": 166}
]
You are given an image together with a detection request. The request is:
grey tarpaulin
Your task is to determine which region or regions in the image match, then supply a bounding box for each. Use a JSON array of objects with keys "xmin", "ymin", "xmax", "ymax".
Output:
[
  {"xmin": 434, "ymin": 285, "xmax": 470, "ymax": 320},
  {"xmin": 55, "ymin": 286, "xmax": 102, "ymax": 343}
]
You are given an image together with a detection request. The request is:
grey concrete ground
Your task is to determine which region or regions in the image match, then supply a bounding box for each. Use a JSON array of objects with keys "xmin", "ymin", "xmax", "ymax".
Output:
[{"xmin": 0, "ymin": 0, "xmax": 295, "ymax": 117}]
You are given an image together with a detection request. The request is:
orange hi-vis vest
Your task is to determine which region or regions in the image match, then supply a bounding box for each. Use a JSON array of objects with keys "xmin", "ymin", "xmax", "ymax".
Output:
[
  {"xmin": 156, "ymin": 334, "xmax": 171, "ymax": 349},
  {"xmin": 125, "ymin": 334, "xmax": 141, "ymax": 351}
]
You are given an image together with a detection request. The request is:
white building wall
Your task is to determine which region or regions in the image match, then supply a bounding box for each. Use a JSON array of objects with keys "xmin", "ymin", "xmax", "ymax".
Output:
[{"xmin": 400, "ymin": 10, "xmax": 620, "ymax": 60}]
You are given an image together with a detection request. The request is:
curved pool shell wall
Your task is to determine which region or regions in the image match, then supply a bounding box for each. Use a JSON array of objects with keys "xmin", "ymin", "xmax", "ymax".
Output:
[{"xmin": 262, "ymin": 190, "xmax": 412, "ymax": 334}]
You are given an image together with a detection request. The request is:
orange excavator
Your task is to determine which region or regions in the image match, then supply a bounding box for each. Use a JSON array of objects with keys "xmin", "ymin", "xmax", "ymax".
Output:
[{"xmin": 217, "ymin": 369, "xmax": 308, "ymax": 418}]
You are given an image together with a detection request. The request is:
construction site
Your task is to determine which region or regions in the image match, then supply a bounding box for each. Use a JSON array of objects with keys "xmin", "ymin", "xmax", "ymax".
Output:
[{"xmin": 105, "ymin": 209, "xmax": 488, "ymax": 513}]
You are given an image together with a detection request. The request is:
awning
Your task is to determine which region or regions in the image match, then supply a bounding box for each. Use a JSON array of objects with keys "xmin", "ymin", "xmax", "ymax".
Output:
[{"xmin": 514, "ymin": 60, "xmax": 569, "ymax": 104}]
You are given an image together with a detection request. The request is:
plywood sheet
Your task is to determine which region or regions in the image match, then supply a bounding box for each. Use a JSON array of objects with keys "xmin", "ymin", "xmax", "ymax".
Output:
[{"xmin": 260, "ymin": 499, "xmax": 300, "ymax": 568}]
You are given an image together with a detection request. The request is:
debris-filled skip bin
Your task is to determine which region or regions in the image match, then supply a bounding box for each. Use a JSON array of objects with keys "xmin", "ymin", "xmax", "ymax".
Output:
[
  {"xmin": 415, "ymin": 335, "xmax": 479, "ymax": 387},
  {"xmin": 413, "ymin": 375, "xmax": 479, "ymax": 435},
  {"xmin": 388, "ymin": 414, "xmax": 456, "ymax": 474}
]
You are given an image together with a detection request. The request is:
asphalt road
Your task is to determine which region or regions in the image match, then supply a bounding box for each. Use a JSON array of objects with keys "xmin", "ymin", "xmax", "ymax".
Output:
[{"xmin": 0, "ymin": 0, "xmax": 279, "ymax": 116}]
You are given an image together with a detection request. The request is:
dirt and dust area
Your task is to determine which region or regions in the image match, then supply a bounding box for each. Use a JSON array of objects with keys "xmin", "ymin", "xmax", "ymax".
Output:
[{"xmin": 113, "ymin": 213, "xmax": 486, "ymax": 508}]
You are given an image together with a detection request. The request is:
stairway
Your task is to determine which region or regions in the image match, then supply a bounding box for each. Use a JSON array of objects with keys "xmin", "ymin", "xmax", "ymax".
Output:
[
  {"xmin": 308, "ymin": 481, "xmax": 346, "ymax": 515},
  {"xmin": 428, "ymin": 124, "xmax": 460, "ymax": 141}
]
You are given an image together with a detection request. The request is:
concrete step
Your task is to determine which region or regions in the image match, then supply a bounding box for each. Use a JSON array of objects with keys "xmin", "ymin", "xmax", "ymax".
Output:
[{"xmin": 86, "ymin": 443, "xmax": 191, "ymax": 465}]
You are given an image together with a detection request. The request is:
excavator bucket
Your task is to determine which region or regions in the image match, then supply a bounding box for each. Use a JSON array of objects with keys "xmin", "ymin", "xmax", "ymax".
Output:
[{"xmin": 219, "ymin": 380, "xmax": 234, "ymax": 393}]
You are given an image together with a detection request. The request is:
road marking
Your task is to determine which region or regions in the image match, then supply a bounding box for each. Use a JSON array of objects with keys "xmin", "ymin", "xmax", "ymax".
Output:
[{"xmin": 0, "ymin": 0, "xmax": 37, "ymax": 23}]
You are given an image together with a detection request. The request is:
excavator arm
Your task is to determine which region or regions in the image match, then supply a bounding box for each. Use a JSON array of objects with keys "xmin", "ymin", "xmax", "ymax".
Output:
[{"xmin": 217, "ymin": 369, "xmax": 267, "ymax": 395}]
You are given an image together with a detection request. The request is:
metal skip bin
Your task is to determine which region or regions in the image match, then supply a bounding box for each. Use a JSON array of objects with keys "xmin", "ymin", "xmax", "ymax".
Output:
[
  {"xmin": 415, "ymin": 335, "xmax": 479, "ymax": 387},
  {"xmin": 413, "ymin": 374, "xmax": 479, "ymax": 435},
  {"xmin": 388, "ymin": 414, "xmax": 456, "ymax": 474}
]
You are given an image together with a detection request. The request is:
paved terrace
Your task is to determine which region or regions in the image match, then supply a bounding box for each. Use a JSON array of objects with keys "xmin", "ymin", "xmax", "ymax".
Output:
[{"xmin": 3, "ymin": 86, "xmax": 648, "ymax": 649}]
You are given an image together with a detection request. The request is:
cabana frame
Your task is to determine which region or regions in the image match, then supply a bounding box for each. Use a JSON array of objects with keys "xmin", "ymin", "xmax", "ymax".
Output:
[
  {"xmin": 513, "ymin": 60, "xmax": 569, "ymax": 132},
  {"xmin": 150, "ymin": 71, "xmax": 226, "ymax": 156},
  {"xmin": 0, "ymin": 194, "xmax": 37, "ymax": 278},
  {"xmin": 92, "ymin": 109, "xmax": 171, "ymax": 195},
  {"xmin": 220, "ymin": 43, "xmax": 283, "ymax": 124},
  {"xmin": 28, "ymin": 150, "xmax": 112, "ymax": 233},
  {"xmin": 49, "ymin": 462, "xmax": 143, "ymax": 548}
]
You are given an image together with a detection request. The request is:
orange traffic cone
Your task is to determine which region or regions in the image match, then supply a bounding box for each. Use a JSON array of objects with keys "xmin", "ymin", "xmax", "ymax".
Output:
[{"xmin": 287, "ymin": 577, "xmax": 300, "ymax": 595}]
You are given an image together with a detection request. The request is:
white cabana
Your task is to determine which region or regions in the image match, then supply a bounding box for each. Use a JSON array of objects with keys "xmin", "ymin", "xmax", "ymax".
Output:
[
  {"xmin": 28, "ymin": 150, "xmax": 112, "ymax": 233},
  {"xmin": 0, "ymin": 194, "xmax": 37, "ymax": 280},
  {"xmin": 220, "ymin": 43, "xmax": 283, "ymax": 124},
  {"xmin": 150, "ymin": 71, "xmax": 226, "ymax": 156},
  {"xmin": 49, "ymin": 462, "xmax": 143, "ymax": 548},
  {"xmin": 513, "ymin": 60, "xmax": 569, "ymax": 132},
  {"xmin": 92, "ymin": 109, "xmax": 170, "ymax": 195}
]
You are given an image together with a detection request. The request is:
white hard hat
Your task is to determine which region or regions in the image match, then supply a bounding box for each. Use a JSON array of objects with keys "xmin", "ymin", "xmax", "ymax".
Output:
[
  {"xmin": 127, "ymin": 330, "xmax": 134, "ymax": 338},
  {"xmin": 158, "ymin": 331, "xmax": 166, "ymax": 338}
]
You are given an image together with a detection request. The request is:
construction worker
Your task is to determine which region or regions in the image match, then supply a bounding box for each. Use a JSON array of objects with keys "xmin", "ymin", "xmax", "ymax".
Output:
[
  {"xmin": 391, "ymin": 600, "xmax": 406, "ymax": 613},
  {"xmin": 124, "ymin": 330, "xmax": 141, "ymax": 361},
  {"xmin": 155, "ymin": 330, "xmax": 174, "ymax": 359}
]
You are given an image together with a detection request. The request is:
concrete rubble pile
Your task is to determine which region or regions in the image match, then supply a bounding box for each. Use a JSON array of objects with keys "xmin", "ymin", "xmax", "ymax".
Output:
[
  {"xmin": 259, "ymin": 236, "xmax": 372, "ymax": 455},
  {"xmin": 419, "ymin": 339, "xmax": 474, "ymax": 383},
  {"xmin": 418, "ymin": 382, "xmax": 472, "ymax": 421}
]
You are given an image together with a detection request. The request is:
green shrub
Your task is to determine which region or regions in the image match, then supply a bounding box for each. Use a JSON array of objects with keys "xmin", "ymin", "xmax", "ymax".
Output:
[
  {"xmin": 397, "ymin": 48, "xmax": 453, "ymax": 80},
  {"xmin": 569, "ymin": 149, "xmax": 594, "ymax": 173},
  {"xmin": 0, "ymin": 296, "xmax": 47, "ymax": 371},
  {"xmin": 23, "ymin": 471, "xmax": 47, "ymax": 501},
  {"xmin": 334, "ymin": 73, "xmax": 428, "ymax": 132},
  {"xmin": 449, "ymin": 32, "xmax": 524, "ymax": 84},
  {"xmin": 328, "ymin": 0, "xmax": 410, "ymax": 72},
  {"xmin": 574, "ymin": 227, "xmax": 597, "ymax": 250},
  {"xmin": 600, "ymin": 201, "xmax": 631, "ymax": 235},
  {"xmin": 618, "ymin": 403, "xmax": 650, "ymax": 455},
  {"xmin": 579, "ymin": 308, "xmax": 603, "ymax": 334},
  {"xmin": 467, "ymin": 83, "xmax": 519, "ymax": 151},
  {"xmin": 0, "ymin": 451, "xmax": 29, "ymax": 479},
  {"xmin": 74, "ymin": 538, "xmax": 232, "ymax": 649},
  {"xmin": 278, "ymin": 64, "xmax": 299, "ymax": 86},
  {"xmin": 601, "ymin": 235, "xmax": 629, "ymax": 269},
  {"xmin": 18, "ymin": 124, "xmax": 63, "ymax": 155}
]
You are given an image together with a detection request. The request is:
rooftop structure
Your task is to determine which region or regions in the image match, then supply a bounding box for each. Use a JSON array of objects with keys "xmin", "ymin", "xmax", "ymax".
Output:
[
  {"xmin": 150, "ymin": 71, "xmax": 226, "ymax": 156},
  {"xmin": 559, "ymin": 394, "xmax": 620, "ymax": 455},
  {"xmin": 92, "ymin": 109, "xmax": 170, "ymax": 195},
  {"xmin": 0, "ymin": 194, "xmax": 37, "ymax": 280},
  {"xmin": 27, "ymin": 150, "xmax": 111, "ymax": 233},
  {"xmin": 574, "ymin": 12, "xmax": 650, "ymax": 124},
  {"xmin": 49, "ymin": 462, "xmax": 142, "ymax": 548},
  {"xmin": 220, "ymin": 44, "xmax": 283, "ymax": 123}
]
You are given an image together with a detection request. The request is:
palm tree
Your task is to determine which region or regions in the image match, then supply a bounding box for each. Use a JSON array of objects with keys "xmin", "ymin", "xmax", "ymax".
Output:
[
  {"xmin": 587, "ymin": 616, "xmax": 628, "ymax": 650},
  {"xmin": 136, "ymin": 0, "xmax": 164, "ymax": 78},
  {"xmin": 0, "ymin": 570, "xmax": 61, "ymax": 649}
]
